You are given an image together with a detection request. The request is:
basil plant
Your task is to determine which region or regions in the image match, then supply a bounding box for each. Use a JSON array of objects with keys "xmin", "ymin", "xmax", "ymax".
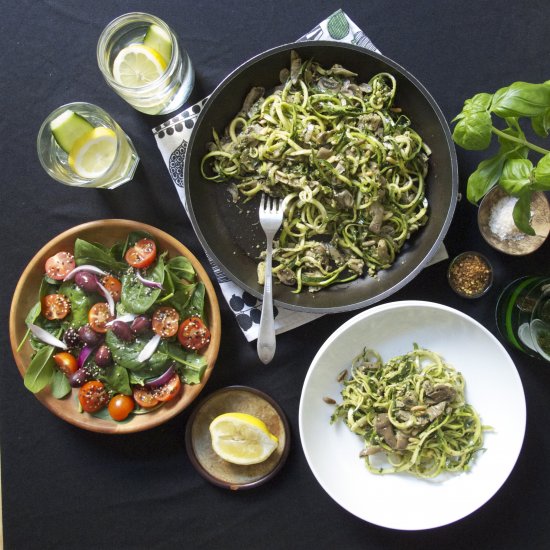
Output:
[{"xmin": 452, "ymin": 81, "xmax": 550, "ymax": 234}]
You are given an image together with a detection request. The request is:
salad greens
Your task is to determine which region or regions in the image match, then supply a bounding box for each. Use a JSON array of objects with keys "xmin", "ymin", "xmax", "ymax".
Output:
[
  {"xmin": 20, "ymin": 230, "xmax": 211, "ymax": 421},
  {"xmin": 452, "ymin": 80, "xmax": 550, "ymax": 234}
]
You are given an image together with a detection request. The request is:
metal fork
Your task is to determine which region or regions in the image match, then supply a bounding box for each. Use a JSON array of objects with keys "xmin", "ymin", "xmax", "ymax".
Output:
[{"xmin": 257, "ymin": 194, "xmax": 284, "ymax": 364}]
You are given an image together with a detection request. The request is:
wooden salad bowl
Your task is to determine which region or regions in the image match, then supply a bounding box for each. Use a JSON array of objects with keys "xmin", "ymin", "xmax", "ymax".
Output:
[{"xmin": 9, "ymin": 219, "xmax": 221, "ymax": 434}]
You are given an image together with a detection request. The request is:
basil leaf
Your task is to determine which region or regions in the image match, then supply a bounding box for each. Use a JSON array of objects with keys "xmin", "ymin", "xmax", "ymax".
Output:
[
  {"xmin": 466, "ymin": 153, "xmax": 506, "ymax": 203},
  {"xmin": 452, "ymin": 110, "xmax": 492, "ymax": 150},
  {"xmin": 121, "ymin": 255, "xmax": 165, "ymax": 314},
  {"xmin": 491, "ymin": 82, "xmax": 550, "ymax": 118},
  {"xmin": 166, "ymin": 256, "xmax": 196, "ymax": 283},
  {"xmin": 24, "ymin": 345, "xmax": 55, "ymax": 393},
  {"xmin": 51, "ymin": 369, "xmax": 71, "ymax": 399},
  {"xmin": 533, "ymin": 152, "xmax": 550, "ymax": 187},
  {"xmin": 74, "ymin": 238, "xmax": 126, "ymax": 272},
  {"xmin": 531, "ymin": 107, "xmax": 550, "ymax": 137},
  {"xmin": 453, "ymin": 92, "xmax": 493, "ymax": 122},
  {"xmin": 513, "ymin": 192, "xmax": 535, "ymax": 235},
  {"xmin": 499, "ymin": 158, "xmax": 534, "ymax": 195}
]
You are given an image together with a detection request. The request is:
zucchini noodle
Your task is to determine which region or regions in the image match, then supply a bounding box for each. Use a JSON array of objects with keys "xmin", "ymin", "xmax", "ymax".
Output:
[
  {"xmin": 331, "ymin": 345, "xmax": 488, "ymax": 478},
  {"xmin": 201, "ymin": 51, "xmax": 430, "ymax": 292}
]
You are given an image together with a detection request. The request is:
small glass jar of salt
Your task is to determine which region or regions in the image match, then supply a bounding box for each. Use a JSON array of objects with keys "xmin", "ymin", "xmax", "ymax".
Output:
[{"xmin": 488, "ymin": 195, "xmax": 527, "ymax": 242}]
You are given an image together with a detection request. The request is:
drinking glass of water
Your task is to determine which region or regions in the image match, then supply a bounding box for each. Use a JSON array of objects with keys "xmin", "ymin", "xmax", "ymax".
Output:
[
  {"xmin": 97, "ymin": 12, "xmax": 194, "ymax": 115},
  {"xmin": 37, "ymin": 102, "xmax": 139, "ymax": 189}
]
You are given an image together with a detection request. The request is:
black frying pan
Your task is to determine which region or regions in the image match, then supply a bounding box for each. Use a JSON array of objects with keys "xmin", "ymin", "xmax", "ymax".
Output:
[{"xmin": 184, "ymin": 41, "xmax": 458, "ymax": 313}]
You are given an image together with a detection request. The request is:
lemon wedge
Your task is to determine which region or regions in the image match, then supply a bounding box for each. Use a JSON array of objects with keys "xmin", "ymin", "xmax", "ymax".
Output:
[
  {"xmin": 68, "ymin": 127, "xmax": 117, "ymax": 179},
  {"xmin": 209, "ymin": 412, "xmax": 279, "ymax": 465},
  {"xmin": 112, "ymin": 44, "xmax": 167, "ymax": 88}
]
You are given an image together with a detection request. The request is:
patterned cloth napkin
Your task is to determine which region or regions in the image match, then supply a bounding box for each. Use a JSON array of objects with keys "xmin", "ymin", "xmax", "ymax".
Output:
[{"xmin": 153, "ymin": 9, "xmax": 447, "ymax": 342}]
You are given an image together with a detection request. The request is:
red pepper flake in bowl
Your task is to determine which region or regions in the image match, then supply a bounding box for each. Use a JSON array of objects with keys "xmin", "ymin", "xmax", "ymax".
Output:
[{"xmin": 448, "ymin": 252, "xmax": 493, "ymax": 298}]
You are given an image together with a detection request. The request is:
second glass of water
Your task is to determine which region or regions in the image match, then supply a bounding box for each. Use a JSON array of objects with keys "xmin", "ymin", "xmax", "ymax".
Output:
[{"xmin": 97, "ymin": 12, "xmax": 194, "ymax": 115}]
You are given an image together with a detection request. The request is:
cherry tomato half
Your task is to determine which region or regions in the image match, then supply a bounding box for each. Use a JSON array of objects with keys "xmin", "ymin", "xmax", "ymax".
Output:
[
  {"xmin": 133, "ymin": 386, "xmax": 159, "ymax": 409},
  {"xmin": 53, "ymin": 352, "xmax": 78, "ymax": 376},
  {"xmin": 88, "ymin": 302, "xmax": 114, "ymax": 333},
  {"xmin": 177, "ymin": 316, "xmax": 211, "ymax": 351},
  {"xmin": 151, "ymin": 306, "xmax": 180, "ymax": 338},
  {"xmin": 45, "ymin": 251, "xmax": 75, "ymax": 281},
  {"xmin": 153, "ymin": 373, "xmax": 182, "ymax": 402},
  {"xmin": 41, "ymin": 294, "xmax": 71, "ymax": 320},
  {"xmin": 101, "ymin": 275, "xmax": 122, "ymax": 303},
  {"xmin": 108, "ymin": 394, "xmax": 135, "ymax": 421},
  {"xmin": 125, "ymin": 238, "xmax": 157, "ymax": 269},
  {"xmin": 78, "ymin": 380, "xmax": 109, "ymax": 413}
]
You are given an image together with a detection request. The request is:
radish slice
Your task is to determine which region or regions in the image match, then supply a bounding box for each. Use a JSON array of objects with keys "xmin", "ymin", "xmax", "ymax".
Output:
[
  {"xmin": 145, "ymin": 366, "xmax": 175, "ymax": 388},
  {"xmin": 96, "ymin": 280, "xmax": 115, "ymax": 316},
  {"xmin": 136, "ymin": 270, "xmax": 163, "ymax": 290},
  {"xmin": 63, "ymin": 265, "xmax": 107, "ymax": 281},
  {"xmin": 28, "ymin": 324, "xmax": 68, "ymax": 350},
  {"xmin": 137, "ymin": 334, "xmax": 161, "ymax": 363}
]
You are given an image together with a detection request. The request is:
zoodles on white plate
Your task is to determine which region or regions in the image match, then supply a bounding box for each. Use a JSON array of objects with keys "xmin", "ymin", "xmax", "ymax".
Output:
[
  {"xmin": 202, "ymin": 51, "xmax": 430, "ymax": 292},
  {"xmin": 331, "ymin": 345, "xmax": 489, "ymax": 479}
]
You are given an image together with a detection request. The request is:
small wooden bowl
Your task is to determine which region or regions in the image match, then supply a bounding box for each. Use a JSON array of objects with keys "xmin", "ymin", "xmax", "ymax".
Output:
[
  {"xmin": 9, "ymin": 219, "xmax": 221, "ymax": 433},
  {"xmin": 185, "ymin": 386, "xmax": 290, "ymax": 490}
]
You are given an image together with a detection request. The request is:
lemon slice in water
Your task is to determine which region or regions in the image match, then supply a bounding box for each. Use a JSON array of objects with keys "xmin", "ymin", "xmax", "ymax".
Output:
[
  {"xmin": 209, "ymin": 412, "xmax": 279, "ymax": 465},
  {"xmin": 112, "ymin": 44, "xmax": 167, "ymax": 88},
  {"xmin": 68, "ymin": 127, "xmax": 117, "ymax": 179}
]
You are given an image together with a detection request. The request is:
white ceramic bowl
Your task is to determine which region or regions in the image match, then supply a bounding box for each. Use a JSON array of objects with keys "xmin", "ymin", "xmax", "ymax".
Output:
[{"xmin": 299, "ymin": 301, "xmax": 526, "ymax": 530}]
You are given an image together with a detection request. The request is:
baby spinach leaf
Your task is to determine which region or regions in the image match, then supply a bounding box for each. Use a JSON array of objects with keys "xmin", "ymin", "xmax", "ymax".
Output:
[
  {"xmin": 166, "ymin": 256, "xmax": 196, "ymax": 283},
  {"xmin": 59, "ymin": 282, "xmax": 93, "ymax": 328},
  {"xmin": 168, "ymin": 281, "xmax": 197, "ymax": 317},
  {"xmin": 491, "ymin": 82, "xmax": 550, "ymax": 118},
  {"xmin": 186, "ymin": 282, "xmax": 206, "ymax": 321},
  {"xmin": 121, "ymin": 255, "xmax": 164, "ymax": 314},
  {"xmin": 51, "ymin": 369, "xmax": 71, "ymax": 399},
  {"xmin": 161, "ymin": 341, "xmax": 207, "ymax": 384},
  {"xmin": 98, "ymin": 365, "xmax": 132, "ymax": 395},
  {"xmin": 24, "ymin": 345, "xmax": 55, "ymax": 393},
  {"xmin": 74, "ymin": 238, "xmax": 126, "ymax": 272},
  {"xmin": 104, "ymin": 331, "xmax": 170, "ymax": 378}
]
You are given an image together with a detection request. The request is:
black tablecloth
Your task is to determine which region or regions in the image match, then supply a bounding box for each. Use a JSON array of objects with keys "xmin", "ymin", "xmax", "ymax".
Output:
[{"xmin": 2, "ymin": 1, "xmax": 550, "ymax": 548}]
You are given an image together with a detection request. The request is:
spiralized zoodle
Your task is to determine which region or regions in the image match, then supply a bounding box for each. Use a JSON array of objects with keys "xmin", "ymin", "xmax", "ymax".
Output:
[
  {"xmin": 331, "ymin": 345, "xmax": 487, "ymax": 478},
  {"xmin": 201, "ymin": 51, "xmax": 430, "ymax": 292}
]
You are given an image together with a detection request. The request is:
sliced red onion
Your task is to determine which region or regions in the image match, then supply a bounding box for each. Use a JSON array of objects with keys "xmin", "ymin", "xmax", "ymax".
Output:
[
  {"xmin": 105, "ymin": 313, "xmax": 137, "ymax": 327},
  {"xmin": 136, "ymin": 270, "xmax": 164, "ymax": 290},
  {"xmin": 137, "ymin": 334, "xmax": 161, "ymax": 363},
  {"xmin": 145, "ymin": 365, "xmax": 175, "ymax": 388},
  {"xmin": 96, "ymin": 280, "xmax": 115, "ymax": 316},
  {"xmin": 77, "ymin": 345, "xmax": 94, "ymax": 368},
  {"xmin": 28, "ymin": 323, "xmax": 68, "ymax": 350},
  {"xmin": 63, "ymin": 264, "xmax": 107, "ymax": 281}
]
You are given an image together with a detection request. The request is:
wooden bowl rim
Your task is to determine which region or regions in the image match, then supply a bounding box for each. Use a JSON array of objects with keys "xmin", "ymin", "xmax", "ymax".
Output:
[{"xmin": 9, "ymin": 219, "xmax": 221, "ymax": 434}]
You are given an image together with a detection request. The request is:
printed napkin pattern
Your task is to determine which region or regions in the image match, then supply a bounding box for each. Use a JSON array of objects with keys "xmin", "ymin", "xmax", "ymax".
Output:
[{"xmin": 153, "ymin": 9, "xmax": 446, "ymax": 342}]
